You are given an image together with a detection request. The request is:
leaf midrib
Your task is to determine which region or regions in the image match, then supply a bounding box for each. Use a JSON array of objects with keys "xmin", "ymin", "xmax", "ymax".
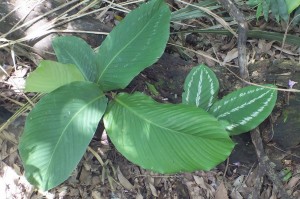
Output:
[
  {"xmin": 64, "ymin": 50, "xmax": 89, "ymax": 80},
  {"xmin": 44, "ymin": 94, "xmax": 105, "ymax": 180},
  {"xmin": 96, "ymin": 7, "xmax": 161, "ymax": 85},
  {"xmin": 115, "ymin": 97, "xmax": 226, "ymax": 140}
]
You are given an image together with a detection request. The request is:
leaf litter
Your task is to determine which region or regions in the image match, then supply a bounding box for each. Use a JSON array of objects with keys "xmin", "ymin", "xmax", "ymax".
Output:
[{"xmin": 1, "ymin": 0, "xmax": 300, "ymax": 198}]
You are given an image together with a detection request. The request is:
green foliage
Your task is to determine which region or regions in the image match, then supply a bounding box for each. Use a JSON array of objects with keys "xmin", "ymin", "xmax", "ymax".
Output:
[
  {"xmin": 182, "ymin": 64, "xmax": 219, "ymax": 111},
  {"xmin": 19, "ymin": 82, "xmax": 107, "ymax": 190},
  {"xmin": 285, "ymin": 0, "xmax": 300, "ymax": 13},
  {"xmin": 104, "ymin": 92, "xmax": 234, "ymax": 173},
  {"xmin": 20, "ymin": 0, "xmax": 171, "ymax": 191},
  {"xmin": 52, "ymin": 36, "xmax": 97, "ymax": 82},
  {"xmin": 19, "ymin": 0, "xmax": 277, "ymax": 192},
  {"xmin": 25, "ymin": 60, "xmax": 85, "ymax": 93},
  {"xmin": 95, "ymin": 0, "xmax": 170, "ymax": 91},
  {"xmin": 247, "ymin": 0, "xmax": 299, "ymax": 22},
  {"xmin": 182, "ymin": 65, "xmax": 277, "ymax": 136},
  {"xmin": 209, "ymin": 85, "xmax": 277, "ymax": 135}
]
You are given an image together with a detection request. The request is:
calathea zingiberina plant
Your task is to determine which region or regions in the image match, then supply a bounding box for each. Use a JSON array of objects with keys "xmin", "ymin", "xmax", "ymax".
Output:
[{"xmin": 19, "ymin": 0, "xmax": 277, "ymax": 191}]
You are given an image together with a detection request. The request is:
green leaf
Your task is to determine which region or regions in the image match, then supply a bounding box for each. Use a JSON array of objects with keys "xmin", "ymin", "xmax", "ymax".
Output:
[
  {"xmin": 271, "ymin": 0, "xmax": 280, "ymax": 22},
  {"xmin": 256, "ymin": 3, "xmax": 263, "ymax": 20},
  {"xmin": 278, "ymin": 0, "xmax": 289, "ymax": 21},
  {"xmin": 95, "ymin": 0, "xmax": 171, "ymax": 91},
  {"xmin": 19, "ymin": 81, "xmax": 107, "ymax": 191},
  {"xmin": 182, "ymin": 64, "xmax": 219, "ymax": 111},
  {"xmin": 104, "ymin": 92, "xmax": 234, "ymax": 173},
  {"xmin": 262, "ymin": 0, "xmax": 271, "ymax": 21},
  {"xmin": 25, "ymin": 60, "xmax": 85, "ymax": 93},
  {"xmin": 52, "ymin": 36, "xmax": 97, "ymax": 82},
  {"xmin": 285, "ymin": 0, "xmax": 300, "ymax": 13},
  {"xmin": 208, "ymin": 85, "xmax": 277, "ymax": 135},
  {"xmin": 247, "ymin": 0, "xmax": 261, "ymax": 6},
  {"xmin": 292, "ymin": 6, "xmax": 300, "ymax": 26}
]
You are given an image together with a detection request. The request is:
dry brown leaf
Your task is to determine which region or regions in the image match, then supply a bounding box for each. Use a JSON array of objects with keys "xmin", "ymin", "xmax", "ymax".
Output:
[
  {"xmin": 92, "ymin": 190, "xmax": 102, "ymax": 199},
  {"xmin": 293, "ymin": 190, "xmax": 300, "ymax": 198},
  {"xmin": 57, "ymin": 186, "xmax": 68, "ymax": 198},
  {"xmin": 222, "ymin": 48, "xmax": 238, "ymax": 65},
  {"xmin": 258, "ymin": 40, "xmax": 275, "ymax": 54},
  {"xmin": 193, "ymin": 175, "xmax": 215, "ymax": 198},
  {"xmin": 233, "ymin": 175, "xmax": 245, "ymax": 187},
  {"xmin": 287, "ymin": 176, "xmax": 300, "ymax": 189},
  {"xmin": 270, "ymin": 187, "xmax": 278, "ymax": 199},
  {"xmin": 69, "ymin": 188, "xmax": 80, "ymax": 197},
  {"xmin": 230, "ymin": 189, "xmax": 243, "ymax": 199},
  {"xmin": 273, "ymin": 45, "xmax": 299, "ymax": 56},
  {"xmin": 214, "ymin": 182, "xmax": 228, "ymax": 199},
  {"xmin": 193, "ymin": 175, "xmax": 206, "ymax": 189},
  {"xmin": 117, "ymin": 166, "xmax": 133, "ymax": 190},
  {"xmin": 12, "ymin": 163, "xmax": 21, "ymax": 176},
  {"xmin": 135, "ymin": 193, "xmax": 143, "ymax": 199},
  {"xmin": 79, "ymin": 167, "xmax": 91, "ymax": 185},
  {"xmin": 149, "ymin": 182, "xmax": 158, "ymax": 197},
  {"xmin": 0, "ymin": 130, "xmax": 18, "ymax": 145},
  {"xmin": 0, "ymin": 64, "xmax": 13, "ymax": 81}
]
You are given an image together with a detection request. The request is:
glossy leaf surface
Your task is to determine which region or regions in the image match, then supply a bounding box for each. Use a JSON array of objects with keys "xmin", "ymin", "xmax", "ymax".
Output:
[
  {"xmin": 209, "ymin": 85, "xmax": 277, "ymax": 135},
  {"xmin": 25, "ymin": 60, "xmax": 85, "ymax": 93},
  {"xmin": 182, "ymin": 64, "xmax": 219, "ymax": 110},
  {"xmin": 96, "ymin": 0, "xmax": 170, "ymax": 91},
  {"xmin": 19, "ymin": 82, "xmax": 107, "ymax": 191},
  {"xmin": 104, "ymin": 92, "xmax": 234, "ymax": 173}
]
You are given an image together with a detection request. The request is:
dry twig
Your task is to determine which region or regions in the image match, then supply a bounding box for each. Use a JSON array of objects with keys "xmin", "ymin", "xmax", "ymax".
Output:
[{"xmin": 217, "ymin": 0, "xmax": 293, "ymax": 198}]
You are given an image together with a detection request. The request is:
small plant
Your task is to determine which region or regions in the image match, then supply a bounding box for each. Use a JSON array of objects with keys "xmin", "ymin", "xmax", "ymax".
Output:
[
  {"xmin": 247, "ymin": 0, "xmax": 300, "ymax": 22},
  {"xmin": 19, "ymin": 0, "xmax": 277, "ymax": 191}
]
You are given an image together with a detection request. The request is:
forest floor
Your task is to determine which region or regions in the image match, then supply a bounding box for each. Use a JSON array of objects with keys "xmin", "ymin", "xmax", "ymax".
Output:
[{"xmin": 1, "ymin": 0, "xmax": 300, "ymax": 198}]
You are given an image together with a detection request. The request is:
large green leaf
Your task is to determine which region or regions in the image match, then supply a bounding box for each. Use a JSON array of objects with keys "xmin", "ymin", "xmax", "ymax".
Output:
[
  {"xmin": 104, "ymin": 92, "xmax": 234, "ymax": 173},
  {"xmin": 208, "ymin": 85, "xmax": 277, "ymax": 135},
  {"xmin": 95, "ymin": 0, "xmax": 170, "ymax": 91},
  {"xmin": 52, "ymin": 36, "xmax": 97, "ymax": 82},
  {"xmin": 182, "ymin": 64, "xmax": 219, "ymax": 110},
  {"xmin": 25, "ymin": 60, "xmax": 85, "ymax": 93},
  {"xmin": 19, "ymin": 81, "xmax": 107, "ymax": 191}
]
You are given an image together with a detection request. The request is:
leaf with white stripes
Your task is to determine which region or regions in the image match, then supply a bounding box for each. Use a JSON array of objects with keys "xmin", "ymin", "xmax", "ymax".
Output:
[
  {"xmin": 182, "ymin": 64, "xmax": 219, "ymax": 110},
  {"xmin": 208, "ymin": 85, "xmax": 277, "ymax": 135}
]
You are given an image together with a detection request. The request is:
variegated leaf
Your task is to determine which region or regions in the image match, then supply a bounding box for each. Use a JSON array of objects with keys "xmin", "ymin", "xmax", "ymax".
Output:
[
  {"xmin": 182, "ymin": 64, "xmax": 219, "ymax": 110},
  {"xmin": 208, "ymin": 85, "xmax": 277, "ymax": 135}
]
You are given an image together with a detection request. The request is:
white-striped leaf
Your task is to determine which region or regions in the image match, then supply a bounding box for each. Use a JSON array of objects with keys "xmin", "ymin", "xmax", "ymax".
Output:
[
  {"xmin": 182, "ymin": 64, "xmax": 219, "ymax": 110},
  {"xmin": 208, "ymin": 85, "xmax": 277, "ymax": 135}
]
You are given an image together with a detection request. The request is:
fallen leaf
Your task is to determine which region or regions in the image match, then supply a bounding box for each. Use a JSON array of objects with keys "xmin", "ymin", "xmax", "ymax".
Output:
[
  {"xmin": 149, "ymin": 182, "xmax": 158, "ymax": 197},
  {"xmin": 287, "ymin": 176, "xmax": 300, "ymax": 189},
  {"xmin": 230, "ymin": 189, "xmax": 243, "ymax": 199},
  {"xmin": 222, "ymin": 48, "xmax": 238, "ymax": 65},
  {"xmin": 215, "ymin": 182, "xmax": 229, "ymax": 199},
  {"xmin": 193, "ymin": 176, "xmax": 206, "ymax": 189},
  {"xmin": 117, "ymin": 166, "xmax": 133, "ymax": 190},
  {"xmin": 92, "ymin": 190, "xmax": 102, "ymax": 199},
  {"xmin": 233, "ymin": 175, "xmax": 245, "ymax": 187}
]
